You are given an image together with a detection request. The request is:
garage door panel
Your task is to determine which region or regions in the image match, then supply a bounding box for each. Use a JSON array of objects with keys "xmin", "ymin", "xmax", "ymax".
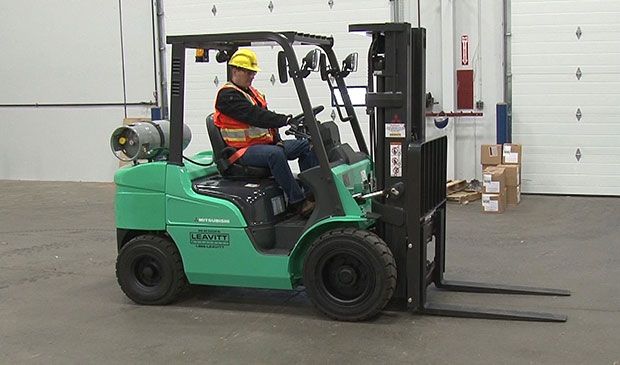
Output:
[
  {"xmin": 512, "ymin": 65, "xmax": 620, "ymax": 77},
  {"xmin": 512, "ymin": 81, "xmax": 620, "ymax": 96},
  {"xmin": 512, "ymin": 25, "xmax": 620, "ymax": 43},
  {"xmin": 522, "ymin": 183, "xmax": 618, "ymax": 196},
  {"xmin": 513, "ymin": 52, "xmax": 620, "ymax": 67},
  {"xmin": 513, "ymin": 0, "xmax": 620, "ymax": 14},
  {"xmin": 523, "ymin": 172, "xmax": 620, "ymax": 185},
  {"xmin": 503, "ymin": 145, "xmax": 620, "ymax": 165},
  {"xmin": 515, "ymin": 113, "xmax": 619, "ymax": 125},
  {"xmin": 524, "ymin": 162, "xmax": 620, "ymax": 176},
  {"xmin": 512, "ymin": 133, "xmax": 617, "ymax": 147},
  {"xmin": 524, "ymin": 155, "xmax": 620, "ymax": 165},
  {"xmin": 513, "ymin": 41, "xmax": 620, "ymax": 56},
  {"xmin": 513, "ymin": 12, "xmax": 620, "ymax": 27},
  {"xmin": 522, "ymin": 173, "xmax": 619, "ymax": 192},
  {"xmin": 514, "ymin": 123, "xmax": 619, "ymax": 136},
  {"xmin": 525, "ymin": 145, "xmax": 620, "ymax": 156},
  {"xmin": 167, "ymin": 0, "xmax": 388, "ymax": 34},
  {"xmin": 513, "ymin": 93, "xmax": 619, "ymax": 107},
  {"xmin": 515, "ymin": 105, "xmax": 620, "ymax": 115},
  {"xmin": 512, "ymin": 20, "xmax": 620, "ymax": 37}
]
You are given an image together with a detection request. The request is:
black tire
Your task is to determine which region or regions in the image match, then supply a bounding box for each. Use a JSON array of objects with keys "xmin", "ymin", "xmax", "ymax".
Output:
[
  {"xmin": 303, "ymin": 228, "xmax": 397, "ymax": 321},
  {"xmin": 116, "ymin": 234, "xmax": 188, "ymax": 305}
]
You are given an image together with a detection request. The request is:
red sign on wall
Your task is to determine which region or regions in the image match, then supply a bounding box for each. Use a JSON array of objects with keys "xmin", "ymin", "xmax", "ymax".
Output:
[
  {"xmin": 461, "ymin": 35, "xmax": 469, "ymax": 66},
  {"xmin": 457, "ymin": 69, "xmax": 474, "ymax": 109}
]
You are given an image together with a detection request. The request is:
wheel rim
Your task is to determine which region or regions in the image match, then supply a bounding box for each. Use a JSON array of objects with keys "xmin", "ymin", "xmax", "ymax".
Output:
[
  {"xmin": 132, "ymin": 254, "xmax": 163, "ymax": 288},
  {"xmin": 317, "ymin": 249, "xmax": 375, "ymax": 305}
]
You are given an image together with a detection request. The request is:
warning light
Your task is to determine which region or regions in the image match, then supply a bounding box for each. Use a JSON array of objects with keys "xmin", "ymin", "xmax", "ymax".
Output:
[{"xmin": 195, "ymin": 48, "xmax": 208, "ymax": 62}]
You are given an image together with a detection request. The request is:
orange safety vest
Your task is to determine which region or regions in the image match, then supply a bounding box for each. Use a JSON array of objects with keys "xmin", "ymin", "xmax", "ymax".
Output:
[{"xmin": 214, "ymin": 82, "xmax": 276, "ymax": 149}]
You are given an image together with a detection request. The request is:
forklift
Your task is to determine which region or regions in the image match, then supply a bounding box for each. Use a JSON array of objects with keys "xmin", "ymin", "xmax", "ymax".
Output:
[{"xmin": 111, "ymin": 23, "xmax": 570, "ymax": 322}]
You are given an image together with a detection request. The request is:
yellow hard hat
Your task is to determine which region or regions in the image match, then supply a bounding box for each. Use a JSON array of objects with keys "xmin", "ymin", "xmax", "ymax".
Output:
[{"xmin": 228, "ymin": 48, "xmax": 261, "ymax": 72}]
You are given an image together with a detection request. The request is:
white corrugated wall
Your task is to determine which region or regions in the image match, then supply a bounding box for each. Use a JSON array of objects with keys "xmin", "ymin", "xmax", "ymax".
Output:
[{"xmin": 0, "ymin": 1, "xmax": 156, "ymax": 182}]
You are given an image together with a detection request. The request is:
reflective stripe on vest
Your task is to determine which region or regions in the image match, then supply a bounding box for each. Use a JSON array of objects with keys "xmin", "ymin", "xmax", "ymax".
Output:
[
  {"xmin": 219, "ymin": 126, "xmax": 272, "ymax": 142},
  {"xmin": 214, "ymin": 82, "xmax": 274, "ymax": 148}
]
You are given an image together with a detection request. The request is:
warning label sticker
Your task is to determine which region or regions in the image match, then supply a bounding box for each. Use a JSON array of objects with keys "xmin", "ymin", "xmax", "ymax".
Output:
[
  {"xmin": 390, "ymin": 142, "xmax": 402, "ymax": 177},
  {"xmin": 386, "ymin": 123, "xmax": 406, "ymax": 138}
]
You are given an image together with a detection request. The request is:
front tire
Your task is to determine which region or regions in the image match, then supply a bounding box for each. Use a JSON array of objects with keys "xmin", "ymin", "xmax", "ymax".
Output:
[
  {"xmin": 303, "ymin": 228, "xmax": 396, "ymax": 321},
  {"xmin": 116, "ymin": 234, "xmax": 188, "ymax": 305}
]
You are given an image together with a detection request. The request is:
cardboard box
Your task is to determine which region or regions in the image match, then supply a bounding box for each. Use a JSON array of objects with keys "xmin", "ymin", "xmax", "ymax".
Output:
[
  {"xmin": 507, "ymin": 185, "xmax": 521, "ymax": 205},
  {"xmin": 502, "ymin": 143, "xmax": 522, "ymax": 165},
  {"xmin": 498, "ymin": 164, "xmax": 520, "ymax": 186},
  {"xmin": 481, "ymin": 144, "xmax": 502, "ymax": 165},
  {"xmin": 482, "ymin": 166, "xmax": 506, "ymax": 194},
  {"xmin": 482, "ymin": 191, "xmax": 506, "ymax": 213}
]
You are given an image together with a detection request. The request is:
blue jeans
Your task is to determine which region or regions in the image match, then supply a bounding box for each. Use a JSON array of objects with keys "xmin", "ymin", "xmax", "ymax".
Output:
[{"xmin": 239, "ymin": 139, "xmax": 319, "ymax": 204}]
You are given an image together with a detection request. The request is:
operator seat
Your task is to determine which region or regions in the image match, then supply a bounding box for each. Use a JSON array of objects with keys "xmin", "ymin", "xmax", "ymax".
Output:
[
  {"xmin": 206, "ymin": 114, "xmax": 271, "ymax": 178},
  {"xmin": 319, "ymin": 121, "xmax": 368, "ymax": 164}
]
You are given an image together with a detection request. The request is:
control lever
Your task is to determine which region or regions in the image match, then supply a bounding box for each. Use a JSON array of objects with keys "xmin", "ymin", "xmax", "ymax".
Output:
[
  {"xmin": 353, "ymin": 182, "xmax": 405, "ymax": 203},
  {"xmin": 352, "ymin": 190, "xmax": 385, "ymax": 201}
]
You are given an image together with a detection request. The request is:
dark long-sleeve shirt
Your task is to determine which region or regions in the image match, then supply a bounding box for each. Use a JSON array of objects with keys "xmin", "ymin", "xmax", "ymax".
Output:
[{"xmin": 215, "ymin": 84, "xmax": 289, "ymax": 129}]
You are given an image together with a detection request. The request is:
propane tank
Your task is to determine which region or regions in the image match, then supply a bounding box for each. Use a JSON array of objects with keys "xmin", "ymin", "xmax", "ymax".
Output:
[{"xmin": 110, "ymin": 120, "xmax": 191, "ymax": 162}]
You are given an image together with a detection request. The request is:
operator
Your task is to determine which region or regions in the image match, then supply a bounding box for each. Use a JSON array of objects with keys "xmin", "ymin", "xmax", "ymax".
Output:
[{"xmin": 214, "ymin": 48, "xmax": 318, "ymax": 216}]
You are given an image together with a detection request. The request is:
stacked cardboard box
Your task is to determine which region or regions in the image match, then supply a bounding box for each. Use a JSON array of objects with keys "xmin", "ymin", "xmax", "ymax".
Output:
[
  {"xmin": 501, "ymin": 144, "xmax": 522, "ymax": 205},
  {"xmin": 480, "ymin": 143, "xmax": 523, "ymax": 212},
  {"xmin": 482, "ymin": 166, "xmax": 506, "ymax": 213}
]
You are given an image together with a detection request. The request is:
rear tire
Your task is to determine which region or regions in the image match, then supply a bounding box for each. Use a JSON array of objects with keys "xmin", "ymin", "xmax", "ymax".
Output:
[
  {"xmin": 116, "ymin": 234, "xmax": 188, "ymax": 305},
  {"xmin": 303, "ymin": 228, "xmax": 396, "ymax": 321}
]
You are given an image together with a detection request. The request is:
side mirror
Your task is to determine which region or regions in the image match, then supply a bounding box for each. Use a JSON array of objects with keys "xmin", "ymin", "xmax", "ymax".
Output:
[
  {"xmin": 215, "ymin": 50, "xmax": 230, "ymax": 63},
  {"xmin": 277, "ymin": 51, "xmax": 288, "ymax": 83},
  {"xmin": 304, "ymin": 49, "xmax": 321, "ymax": 72},
  {"xmin": 299, "ymin": 49, "xmax": 320, "ymax": 78},
  {"xmin": 342, "ymin": 52, "xmax": 358, "ymax": 73},
  {"xmin": 319, "ymin": 53, "xmax": 328, "ymax": 81}
]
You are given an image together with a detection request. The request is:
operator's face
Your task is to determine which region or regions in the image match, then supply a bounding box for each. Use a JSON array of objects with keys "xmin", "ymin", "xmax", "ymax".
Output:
[{"xmin": 231, "ymin": 67, "xmax": 256, "ymax": 88}]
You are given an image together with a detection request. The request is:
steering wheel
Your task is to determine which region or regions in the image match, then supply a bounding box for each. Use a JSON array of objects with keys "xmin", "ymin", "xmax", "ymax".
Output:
[{"xmin": 289, "ymin": 105, "xmax": 325, "ymax": 127}]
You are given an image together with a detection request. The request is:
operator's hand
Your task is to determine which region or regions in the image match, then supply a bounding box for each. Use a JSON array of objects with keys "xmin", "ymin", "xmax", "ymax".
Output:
[
  {"xmin": 276, "ymin": 114, "xmax": 293, "ymax": 129},
  {"xmin": 285, "ymin": 114, "xmax": 294, "ymax": 125}
]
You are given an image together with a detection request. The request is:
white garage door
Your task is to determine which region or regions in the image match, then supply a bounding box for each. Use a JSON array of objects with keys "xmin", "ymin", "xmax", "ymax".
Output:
[
  {"xmin": 511, "ymin": 0, "xmax": 620, "ymax": 195},
  {"xmin": 164, "ymin": 0, "xmax": 391, "ymax": 157}
]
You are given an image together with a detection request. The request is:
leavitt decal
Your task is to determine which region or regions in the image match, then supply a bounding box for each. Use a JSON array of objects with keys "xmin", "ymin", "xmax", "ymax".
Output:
[{"xmin": 189, "ymin": 229, "xmax": 230, "ymax": 249}]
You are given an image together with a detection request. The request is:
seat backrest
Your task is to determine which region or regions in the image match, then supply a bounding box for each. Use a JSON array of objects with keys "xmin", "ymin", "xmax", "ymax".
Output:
[
  {"xmin": 206, "ymin": 113, "xmax": 226, "ymax": 163},
  {"xmin": 319, "ymin": 121, "xmax": 367, "ymax": 164},
  {"xmin": 319, "ymin": 121, "xmax": 342, "ymax": 148},
  {"xmin": 205, "ymin": 113, "xmax": 272, "ymax": 179}
]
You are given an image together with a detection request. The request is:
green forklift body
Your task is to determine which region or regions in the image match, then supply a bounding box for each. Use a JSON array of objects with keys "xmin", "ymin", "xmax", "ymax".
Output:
[
  {"xmin": 114, "ymin": 153, "xmax": 374, "ymax": 290},
  {"xmin": 115, "ymin": 162, "xmax": 167, "ymax": 230},
  {"xmin": 164, "ymin": 160, "xmax": 292, "ymax": 289}
]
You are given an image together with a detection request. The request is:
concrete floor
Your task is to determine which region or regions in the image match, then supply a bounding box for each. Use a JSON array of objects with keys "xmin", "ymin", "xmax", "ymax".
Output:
[{"xmin": 0, "ymin": 180, "xmax": 618, "ymax": 364}]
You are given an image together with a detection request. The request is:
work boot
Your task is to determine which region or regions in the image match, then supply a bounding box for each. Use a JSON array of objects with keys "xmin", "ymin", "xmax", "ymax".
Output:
[
  {"xmin": 289, "ymin": 200, "xmax": 315, "ymax": 217},
  {"xmin": 298, "ymin": 200, "xmax": 315, "ymax": 217}
]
